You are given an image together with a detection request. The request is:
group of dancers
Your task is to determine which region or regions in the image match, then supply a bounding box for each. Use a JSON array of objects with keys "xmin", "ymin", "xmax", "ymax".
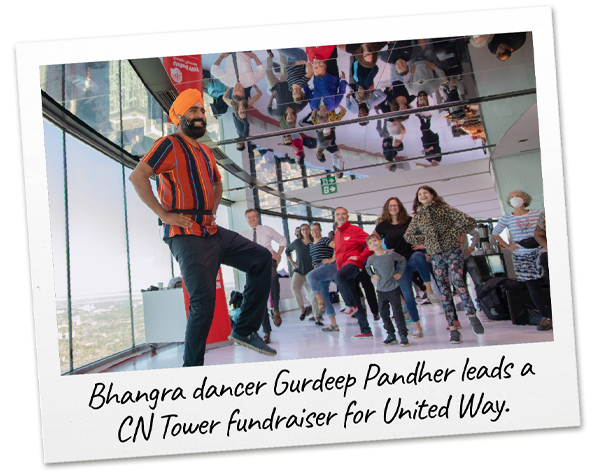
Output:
[{"xmin": 276, "ymin": 186, "xmax": 550, "ymax": 347}]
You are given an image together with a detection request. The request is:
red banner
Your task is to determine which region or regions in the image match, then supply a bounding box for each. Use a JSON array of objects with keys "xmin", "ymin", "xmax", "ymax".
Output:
[
  {"xmin": 162, "ymin": 55, "xmax": 203, "ymax": 93},
  {"xmin": 182, "ymin": 268, "xmax": 232, "ymax": 345}
]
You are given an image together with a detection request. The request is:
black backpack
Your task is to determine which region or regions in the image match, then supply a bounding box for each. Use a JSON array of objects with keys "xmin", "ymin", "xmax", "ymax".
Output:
[
  {"xmin": 229, "ymin": 290, "xmax": 244, "ymax": 309},
  {"xmin": 478, "ymin": 277, "xmax": 513, "ymax": 321}
]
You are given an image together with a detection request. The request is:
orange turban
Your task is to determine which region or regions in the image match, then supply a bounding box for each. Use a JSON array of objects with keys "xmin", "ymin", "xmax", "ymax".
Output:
[{"xmin": 169, "ymin": 88, "xmax": 204, "ymax": 127}]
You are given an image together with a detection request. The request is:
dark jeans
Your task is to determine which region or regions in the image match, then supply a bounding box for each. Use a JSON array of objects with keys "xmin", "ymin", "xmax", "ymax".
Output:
[
  {"xmin": 355, "ymin": 269, "xmax": 379, "ymax": 316},
  {"xmin": 540, "ymin": 251, "xmax": 550, "ymax": 287},
  {"xmin": 378, "ymin": 287, "xmax": 408, "ymax": 337},
  {"xmin": 525, "ymin": 278, "xmax": 552, "ymax": 320},
  {"xmin": 167, "ymin": 228, "xmax": 272, "ymax": 366},
  {"xmin": 464, "ymin": 256, "xmax": 484, "ymax": 299},
  {"xmin": 270, "ymin": 259, "xmax": 281, "ymax": 311},
  {"xmin": 262, "ymin": 259, "xmax": 280, "ymax": 334},
  {"xmin": 334, "ymin": 264, "xmax": 371, "ymax": 334}
]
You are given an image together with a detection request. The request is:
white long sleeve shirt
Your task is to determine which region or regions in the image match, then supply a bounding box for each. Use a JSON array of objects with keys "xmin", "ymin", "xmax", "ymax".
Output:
[
  {"xmin": 210, "ymin": 54, "xmax": 266, "ymax": 88},
  {"xmin": 240, "ymin": 224, "xmax": 287, "ymax": 253},
  {"xmin": 404, "ymin": 61, "xmax": 446, "ymax": 96}
]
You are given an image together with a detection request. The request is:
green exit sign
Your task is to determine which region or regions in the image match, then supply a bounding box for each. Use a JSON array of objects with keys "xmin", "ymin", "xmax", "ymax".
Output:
[
  {"xmin": 320, "ymin": 176, "xmax": 336, "ymax": 186},
  {"xmin": 322, "ymin": 184, "xmax": 338, "ymax": 195}
]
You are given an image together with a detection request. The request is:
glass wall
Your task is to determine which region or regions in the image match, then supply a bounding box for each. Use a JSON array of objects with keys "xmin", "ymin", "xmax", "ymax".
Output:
[
  {"xmin": 43, "ymin": 120, "xmax": 71, "ymax": 374},
  {"xmin": 44, "ymin": 116, "xmax": 236, "ymax": 374},
  {"xmin": 40, "ymin": 61, "xmax": 177, "ymax": 158},
  {"xmin": 124, "ymin": 168, "xmax": 175, "ymax": 346}
]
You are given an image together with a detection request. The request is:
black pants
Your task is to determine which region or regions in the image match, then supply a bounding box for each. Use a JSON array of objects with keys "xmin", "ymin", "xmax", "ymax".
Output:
[
  {"xmin": 334, "ymin": 264, "xmax": 371, "ymax": 334},
  {"xmin": 261, "ymin": 259, "xmax": 280, "ymax": 334},
  {"xmin": 525, "ymin": 278, "xmax": 552, "ymax": 320},
  {"xmin": 167, "ymin": 228, "xmax": 272, "ymax": 366},
  {"xmin": 378, "ymin": 288, "xmax": 408, "ymax": 337},
  {"xmin": 355, "ymin": 269, "xmax": 379, "ymax": 316},
  {"xmin": 540, "ymin": 251, "xmax": 550, "ymax": 287}
]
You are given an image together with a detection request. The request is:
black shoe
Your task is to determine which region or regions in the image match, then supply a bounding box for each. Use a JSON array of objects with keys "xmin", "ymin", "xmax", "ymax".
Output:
[
  {"xmin": 383, "ymin": 335, "xmax": 398, "ymax": 346},
  {"xmin": 228, "ymin": 331, "xmax": 277, "ymax": 356},
  {"xmin": 299, "ymin": 311, "xmax": 306, "ymax": 321},
  {"xmin": 449, "ymin": 329, "xmax": 462, "ymax": 344},
  {"xmin": 399, "ymin": 334, "xmax": 410, "ymax": 347},
  {"xmin": 468, "ymin": 315, "xmax": 484, "ymax": 335},
  {"xmin": 308, "ymin": 316, "xmax": 315, "ymax": 321},
  {"xmin": 315, "ymin": 320, "xmax": 325, "ymax": 326},
  {"xmin": 305, "ymin": 306, "xmax": 312, "ymax": 316},
  {"xmin": 373, "ymin": 314, "xmax": 380, "ymax": 321}
]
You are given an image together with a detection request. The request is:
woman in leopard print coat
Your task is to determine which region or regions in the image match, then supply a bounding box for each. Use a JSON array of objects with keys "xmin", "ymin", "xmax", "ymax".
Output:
[{"xmin": 404, "ymin": 186, "xmax": 484, "ymax": 344}]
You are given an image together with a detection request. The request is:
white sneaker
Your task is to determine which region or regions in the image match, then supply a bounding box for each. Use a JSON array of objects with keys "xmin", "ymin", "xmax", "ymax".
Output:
[
  {"xmin": 427, "ymin": 292, "xmax": 441, "ymax": 305},
  {"xmin": 342, "ymin": 306, "xmax": 358, "ymax": 317}
]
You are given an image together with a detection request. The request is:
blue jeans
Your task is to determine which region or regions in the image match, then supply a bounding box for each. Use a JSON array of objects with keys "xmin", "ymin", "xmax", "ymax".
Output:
[
  {"xmin": 398, "ymin": 269, "xmax": 419, "ymax": 322},
  {"xmin": 397, "ymin": 252, "xmax": 430, "ymax": 322},
  {"xmin": 277, "ymin": 48, "xmax": 308, "ymax": 62},
  {"xmin": 407, "ymin": 251, "xmax": 432, "ymax": 282},
  {"xmin": 334, "ymin": 264, "xmax": 371, "ymax": 334},
  {"xmin": 306, "ymin": 262, "xmax": 336, "ymax": 316}
]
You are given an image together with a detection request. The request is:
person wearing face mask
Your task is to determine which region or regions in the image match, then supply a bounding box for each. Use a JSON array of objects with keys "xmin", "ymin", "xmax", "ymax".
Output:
[
  {"xmin": 492, "ymin": 191, "xmax": 552, "ymax": 331},
  {"xmin": 404, "ymin": 186, "xmax": 484, "ymax": 344}
]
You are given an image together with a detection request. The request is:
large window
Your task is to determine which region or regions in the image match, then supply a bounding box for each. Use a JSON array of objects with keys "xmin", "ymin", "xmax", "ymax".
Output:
[
  {"xmin": 124, "ymin": 168, "xmax": 174, "ymax": 346},
  {"xmin": 65, "ymin": 133, "xmax": 133, "ymax": 370},
  {"xmin": 44, "ymin": 120, "xmax": 70, "ymax": 374},
  {"xmin": 40, "ymin": 61, "xmax": 176, "ymax": 158}
]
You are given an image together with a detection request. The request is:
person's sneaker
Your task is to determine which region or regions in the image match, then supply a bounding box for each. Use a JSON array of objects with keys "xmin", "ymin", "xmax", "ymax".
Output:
[
  {"xmin": 228, "ymin": 331, "xmax": 277, "ymax": 356},
  {"xmin": 449, "ymin": 329, "xmax": 462, "ymax": 344},
  {"xmin": 315, "ymin": 320, "xmax": 325, "ymax": 327},
  {"xmin": 427, "ymin": 292, "xmax": 441, "ymax": 305},
  {"xmin": 446, "ymin": 321, "xmax": 462, "ymax": 330},
  {"xmin": 468, "ymin": 315, "xmax": 485, "ymax": 335},
  {"xmin": 537, "ymin": 317, "xmax": 553, "ymax": 331},
  {"xmin": 399, "ymin": 334, "xmax": 410, "ymax": 347},
  {"xmin": 352, "ymin": 333, "xmax": 374, "ymax": 340},
  {"xmin": 342, "ymin": 306, "xmax": 358, "ymax": 317},
  {"xmin": 412, "ymin": 330, "xmax": 423, "ymax": 338},
  {"xmin": 383, "ymin": 335, "xmax": 398, "ymax": 346}
]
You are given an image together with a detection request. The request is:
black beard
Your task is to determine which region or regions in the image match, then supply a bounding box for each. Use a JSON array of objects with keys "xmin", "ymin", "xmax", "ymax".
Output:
[{"xmin": 180, "ymin": 118, "xmax": 206, "ymax": 139}]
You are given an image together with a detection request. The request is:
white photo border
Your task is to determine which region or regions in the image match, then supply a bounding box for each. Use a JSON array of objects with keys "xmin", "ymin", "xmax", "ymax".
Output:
[{"xmin": 16, "ymin": 6, "xmax": 580, "ymax": 464}]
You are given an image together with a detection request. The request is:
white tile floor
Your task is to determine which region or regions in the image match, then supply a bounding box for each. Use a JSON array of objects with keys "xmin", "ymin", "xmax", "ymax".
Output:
[{"xmin": 104, "ymin": 297, "xmax": 553, "ymax": 372}]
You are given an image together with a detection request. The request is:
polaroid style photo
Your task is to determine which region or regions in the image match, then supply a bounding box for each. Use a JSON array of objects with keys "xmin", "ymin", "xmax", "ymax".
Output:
[{"xmin": 15, "ymin": 6, "xmax": 580, "ymax": 464}]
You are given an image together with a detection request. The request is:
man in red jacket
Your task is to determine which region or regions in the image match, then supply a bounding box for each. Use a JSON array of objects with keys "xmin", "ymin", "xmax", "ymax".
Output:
[{"xmin": 333, "ymin": 207, "xmax": 374, "ymax": 339}]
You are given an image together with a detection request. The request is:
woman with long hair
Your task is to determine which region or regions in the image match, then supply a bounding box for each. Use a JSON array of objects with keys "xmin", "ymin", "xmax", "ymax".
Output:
[
  {"xmin": 492, "ymin": 190, "xmax": 552, "ymax": 331},
  {"xmin": 404, "ymin": 186, "xmax": 484, "ymax": 344},
  {"xmin": 285, "ymin": 223, "xmax": 315, "ymax": 320},
  {"xmin": 306, "ymin": 222, "xmax": 337, "ymax": 329},
  {"xmin": 374, "ymin": 197, "xmax": 439, "ymax": 338},
  {"xmin": 223, "ymin": 84, "xmax": 262, "ymax": 119}
]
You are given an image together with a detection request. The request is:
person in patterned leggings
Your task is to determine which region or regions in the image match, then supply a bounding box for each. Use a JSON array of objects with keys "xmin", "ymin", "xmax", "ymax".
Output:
[{"xmin": 404, "ymin": 186, "xmax": 485, "ymax": 344}]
